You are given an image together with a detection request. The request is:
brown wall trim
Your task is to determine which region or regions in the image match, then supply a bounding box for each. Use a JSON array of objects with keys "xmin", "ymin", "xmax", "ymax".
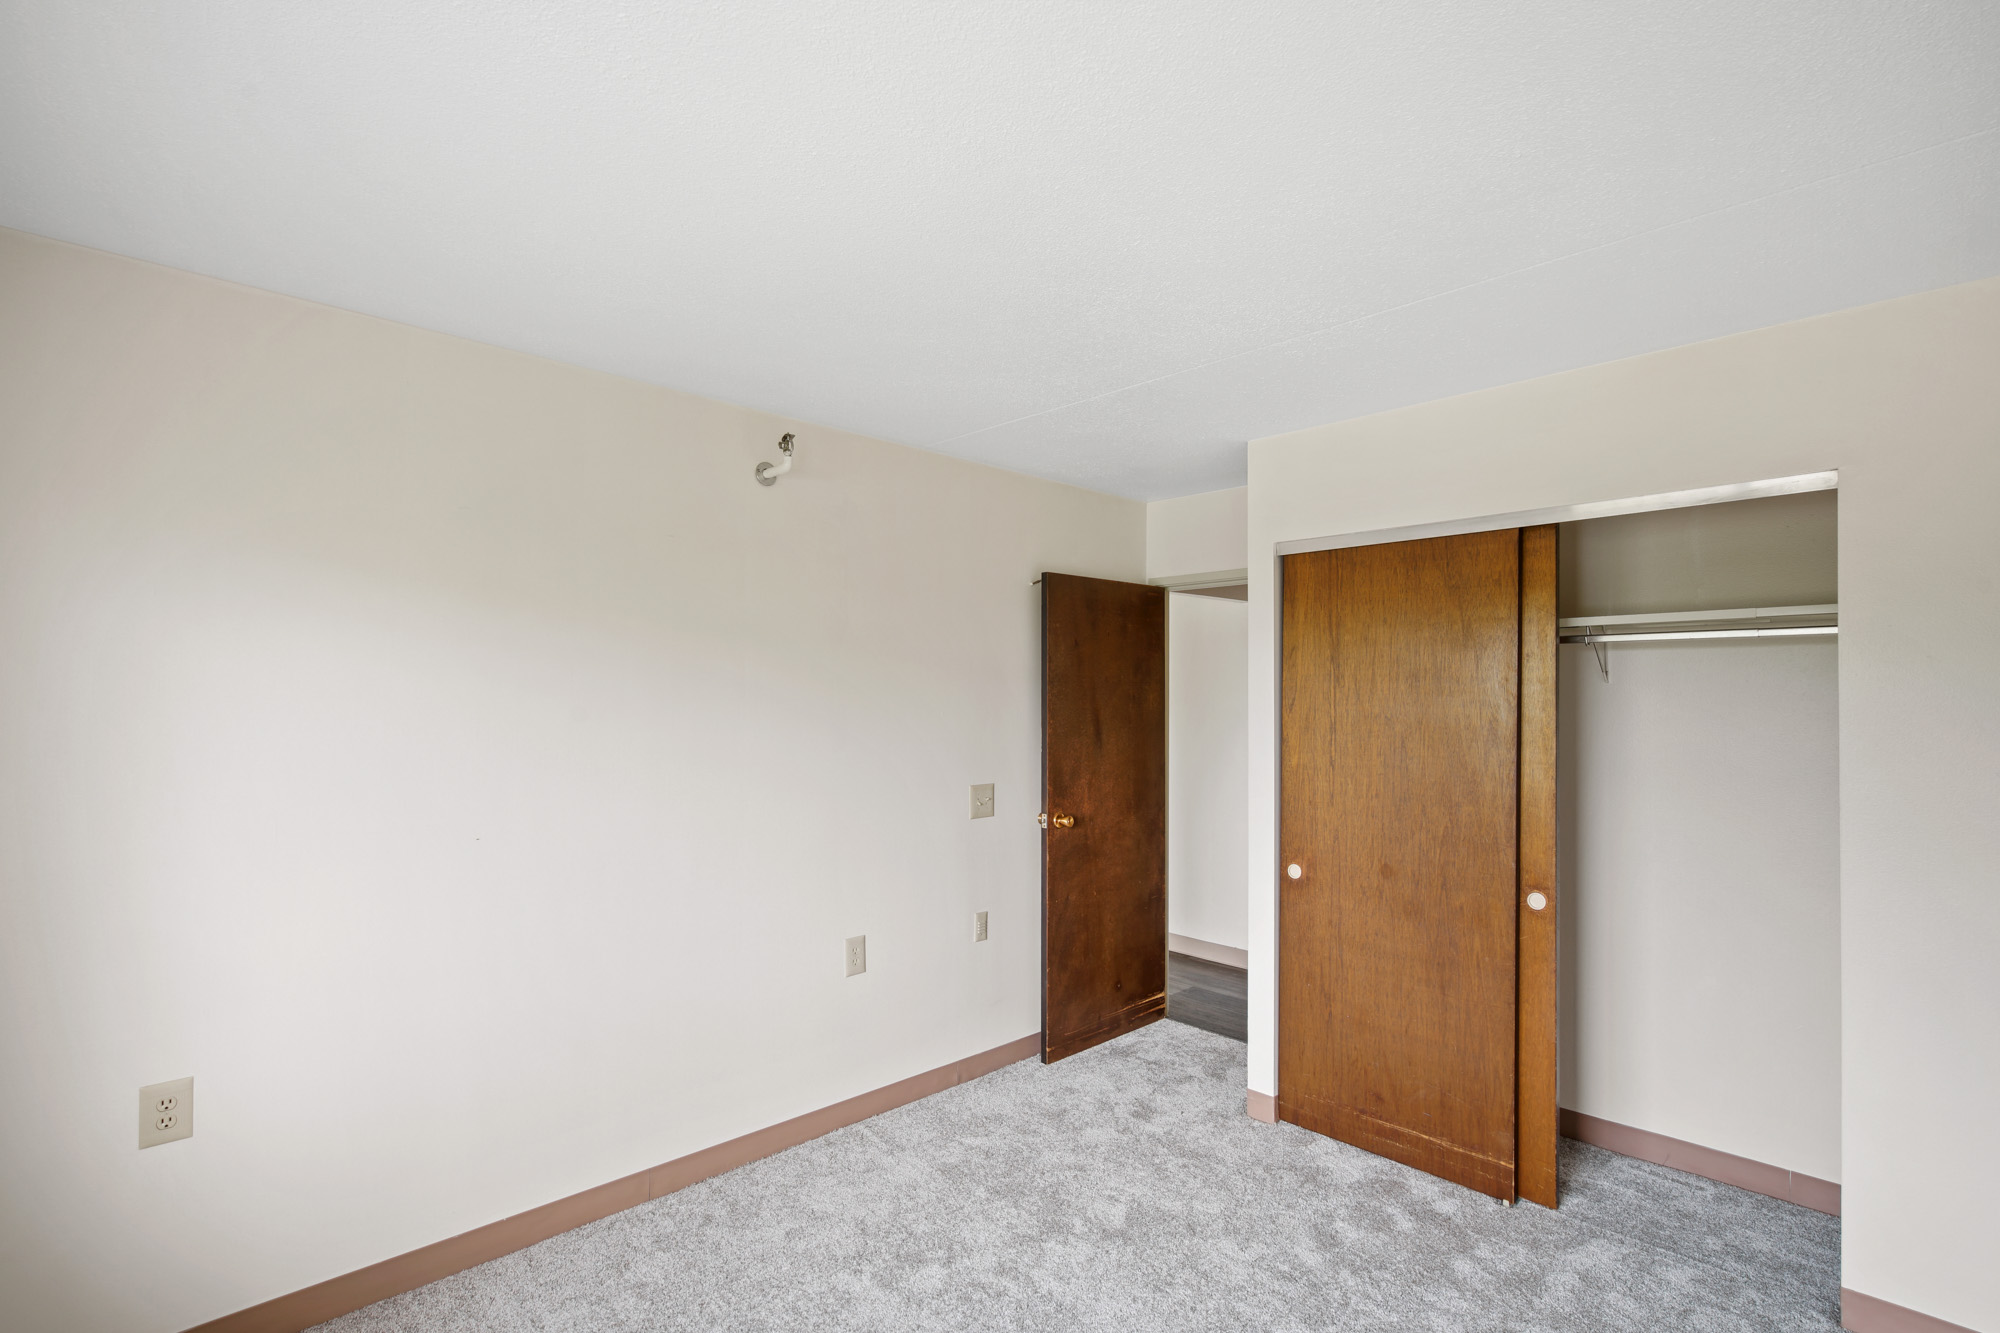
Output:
[
  {"xmin": 1560, "ymin": 1108, "xmax": 1840, "ymax": 1217},
  {"xmin": 188, "ymin": 1033, "xmax": 1043, "ymax": 1333},
  {"xmin": 1842, "ymin": 1288, "xmax": 1984, "ymax": 1333},
  {"xmin": 1246, "ymin": 1089, "xmax": 1277, "ymax": 1123}
]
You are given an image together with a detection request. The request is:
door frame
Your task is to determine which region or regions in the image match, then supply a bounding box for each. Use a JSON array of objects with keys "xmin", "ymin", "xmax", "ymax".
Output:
[{"xmin": 1260, "ymin": 469, "xmax": 1839, "ymax": 1199}]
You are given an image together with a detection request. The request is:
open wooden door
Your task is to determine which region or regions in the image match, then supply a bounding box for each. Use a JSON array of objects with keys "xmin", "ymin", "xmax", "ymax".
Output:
[
  {"xmin": 1041, "ymin": 572, "xmax": 1167, "ymax": 1063},
  {"xmin": 1278, "ymin": 527, "xmax": 1557, "ymax": 1204}
]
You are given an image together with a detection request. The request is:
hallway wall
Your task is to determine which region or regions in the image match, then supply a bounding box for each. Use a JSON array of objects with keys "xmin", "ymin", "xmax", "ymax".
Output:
[{"xmin": 1168, "ymin": 592, "xmax": 1249, "ymax": 955}]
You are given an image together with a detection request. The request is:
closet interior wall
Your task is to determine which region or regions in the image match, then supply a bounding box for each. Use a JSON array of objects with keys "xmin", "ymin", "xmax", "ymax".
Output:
[{"xmin": 1557, "ymin": 490, "xmax": 1840, "ymax": 1184}]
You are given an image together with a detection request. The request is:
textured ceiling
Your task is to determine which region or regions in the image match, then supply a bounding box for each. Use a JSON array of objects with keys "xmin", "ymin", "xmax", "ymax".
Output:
[{"xmin": 3, "ymin": 3, "xmax": 1997, "ymax": 499}]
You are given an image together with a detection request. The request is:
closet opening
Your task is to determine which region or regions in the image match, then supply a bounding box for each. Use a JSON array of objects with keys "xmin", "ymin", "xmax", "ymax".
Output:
[{"xmin": 1556, "ymin": 486, "xmax": 1841, "ymax": 1213}]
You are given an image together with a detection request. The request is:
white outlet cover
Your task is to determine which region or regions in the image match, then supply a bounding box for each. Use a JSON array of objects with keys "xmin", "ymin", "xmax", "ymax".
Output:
[
  {"xmin": 139, "ymin": 1076, "xmax": 193, "ymax": 1149},
  {"xmin": 844, "ymin": 935, "xmax": 867, "ymax": 977},
  {"xmin": 974, "ymin": 911, "xmax": 989, "ymax": 942},
  {"xmin": 969, "ymin": 783, "xmax": 994, "ymax": 819}
]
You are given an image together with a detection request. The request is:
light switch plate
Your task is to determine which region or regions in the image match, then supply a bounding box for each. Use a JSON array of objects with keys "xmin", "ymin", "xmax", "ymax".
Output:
[
  {"xmin": 969, "ymin": 783, "xmax": 994, "ymax": 819},
  {"xmin": 139, "ymin": 1077, "xmax": 193, "ymax": 1149},
  {"xmin": 974, "ymin": 911, "xmax": 988, "ymax": 942},
  {"xmin": 844, "ymin": 935, "xmax": 867, "ymax": 976}
]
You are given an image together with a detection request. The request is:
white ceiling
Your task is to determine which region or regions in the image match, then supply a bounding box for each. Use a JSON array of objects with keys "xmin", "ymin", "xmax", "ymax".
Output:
[{"xmin": 3, "ymin": 3, "xmax": 1997, "ymax": 499}]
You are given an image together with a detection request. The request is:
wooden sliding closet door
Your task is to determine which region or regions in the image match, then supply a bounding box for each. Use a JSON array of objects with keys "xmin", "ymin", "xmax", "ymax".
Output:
[
  {"xmin": 1278, "ymin": 527, "xmax": 1556, "ymax": 1204},
  {"xmin": 1516, "ymin": 525, "xmax": 1559, "ymax": 1207}
]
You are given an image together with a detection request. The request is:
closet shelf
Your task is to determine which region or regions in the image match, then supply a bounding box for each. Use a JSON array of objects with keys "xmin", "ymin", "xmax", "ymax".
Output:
[{"xmin": 1558, "ymin": 603, "xmax": 1837, "ymax": 644}]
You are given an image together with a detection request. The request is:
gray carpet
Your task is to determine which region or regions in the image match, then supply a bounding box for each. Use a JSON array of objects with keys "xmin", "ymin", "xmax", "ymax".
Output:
[{"xmin": 318, "ymin": 1021, "xmax": 1840, "ymax": 1331}]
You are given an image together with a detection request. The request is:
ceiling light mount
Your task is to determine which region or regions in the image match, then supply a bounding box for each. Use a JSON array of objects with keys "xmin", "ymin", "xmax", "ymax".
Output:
[{"xmin": 755, "ymin": 433, "xmax": 796, "ymax": 487}]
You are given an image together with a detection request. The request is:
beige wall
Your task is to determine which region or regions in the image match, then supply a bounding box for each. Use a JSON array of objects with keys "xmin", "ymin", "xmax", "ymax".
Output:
[
  {"xmin": 1247, "ymin": 276, "xmax": 2000, "ymax": 1330},
  {"xmin": 0, "ymin": 229, "xmax": 1144, "ymax": 1332},
  {"xmin": 1154, "ymin": 489, "xmax": 1250, "ymax": 962},
  {"xmin": 1559, "ymin": 489, "xmax": 1837, "ymax": 617},
  {"xmin": 1146, "ymin": 485, "xmax": 1246, "ymax": 580},
  {"xmin": 1167, "ymin": 592, "xmax": 1249, "ymax": 954},
  {"xmin": 1560, "ymin": 637, "xmax": 1840, "ymax": 1181}
]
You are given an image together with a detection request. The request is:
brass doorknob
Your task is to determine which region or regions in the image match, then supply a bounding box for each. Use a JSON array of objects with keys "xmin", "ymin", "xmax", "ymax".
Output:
[{"xmin": 1039, "ymin": 812, "xmax": 1075, "ymax": 829}]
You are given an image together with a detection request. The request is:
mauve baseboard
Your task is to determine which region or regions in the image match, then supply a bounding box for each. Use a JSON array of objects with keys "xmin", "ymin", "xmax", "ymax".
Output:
[
  {"xmin": 186, "ymin": 1033, "xmax": 1043, "ymax": 1333},
  {"xmin": 1841, "ymin": 1288, "xmax": 1986, "ymax": 1332},
  {"xmin": 1246, "ymin": 1089, "xmax": 1277, "ymax": 1123},
  {"xmin": 1559, "ymin": 1107, "xmax": 1840, "ymax": 1217}
]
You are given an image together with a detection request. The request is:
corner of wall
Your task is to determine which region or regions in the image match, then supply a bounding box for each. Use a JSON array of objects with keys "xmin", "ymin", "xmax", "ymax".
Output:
[{"xmin": 1146, "ymin": 486, "xmax": 1247, "ymax": 581}]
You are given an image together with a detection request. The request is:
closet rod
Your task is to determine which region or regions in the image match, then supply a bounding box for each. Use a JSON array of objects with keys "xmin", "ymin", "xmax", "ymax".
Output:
[
  {"xmin": 1560, "ymin": 626, "xmax": 1837, "ymax": 644},
  {"xmin": 1555, "ymin": 602, "xmax": 1835, "ymax": 631}
]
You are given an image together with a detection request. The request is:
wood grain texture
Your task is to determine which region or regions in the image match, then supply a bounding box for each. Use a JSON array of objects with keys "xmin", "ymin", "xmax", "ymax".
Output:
[
  {"xmin": 1040, "ymin": 572, "xmax": 1168, "ymax": 1063},
  {"xmin": 1279, "ymin": 531, "xmax": 1521, "ymax": 1199},
  {"xmin": 1516, "ymin": 524, "xmax": 1559, "ymax": 1207},
  {"xmin": 183, "ymin": 1035, "xmax": 1043, "ymax": 1333}
]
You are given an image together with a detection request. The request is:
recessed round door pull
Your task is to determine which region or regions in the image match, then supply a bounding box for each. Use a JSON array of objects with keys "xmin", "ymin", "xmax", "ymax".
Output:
[
  {"xmin": 1526, "ymin": 891, "xmax": 1548, "ymax": 911},
  {"xmin": 1286, "ymin": 863, "xmax": 1302, "ymax": 880}
]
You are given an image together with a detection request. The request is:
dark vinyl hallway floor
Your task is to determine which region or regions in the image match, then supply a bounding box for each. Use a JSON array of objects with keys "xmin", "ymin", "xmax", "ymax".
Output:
[{"xmin": 1167, "ymin": 949, "xmax": 1247, "ymax": 1041}]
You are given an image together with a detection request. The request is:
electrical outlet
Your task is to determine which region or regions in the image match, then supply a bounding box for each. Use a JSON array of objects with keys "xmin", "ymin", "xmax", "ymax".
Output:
[
  {"xmin": 139, "ymin": 1077, "xmax": 193, "ymax": 1149},
  {"xmin": 844, "ymin": 935, "xmax": 867, "ymax": 977},
  {"xmin": 974, "ymin": 911, "xmax": 988, "ymax": 942},
  {"xmin": 969, "ymin": 783, "xmax": 994, "ymax": 819}
]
